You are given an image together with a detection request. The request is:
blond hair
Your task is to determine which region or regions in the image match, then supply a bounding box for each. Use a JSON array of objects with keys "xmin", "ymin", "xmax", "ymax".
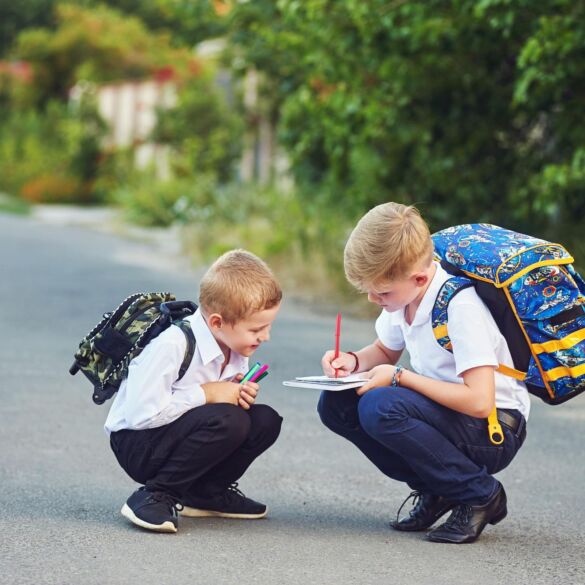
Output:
[
  {"xmin": 199, "ymin": 249, "xmax": 282, "ymax": 323},
  {"xmin": 344, "ymin": 202, "xmax": 433, "ymax": 290}
]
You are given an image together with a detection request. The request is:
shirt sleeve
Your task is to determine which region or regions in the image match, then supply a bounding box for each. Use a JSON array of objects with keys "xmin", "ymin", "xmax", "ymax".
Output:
[
  {"xmin": 447, "ymin": 295, "xmax": 499, "ymax": 377},
  {"xmin": 375, "ymin": 310, "xmax": 406, "ymax": 351},
  {"xmin": 122, "ymin": 332, "xmax": 206, "ymax": 430}
]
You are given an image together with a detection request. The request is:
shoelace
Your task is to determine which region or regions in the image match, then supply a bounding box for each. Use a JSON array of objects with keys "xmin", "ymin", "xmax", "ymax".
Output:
[
  {"xmin": 444, "ymin": 504, "xmax": 472, "ymax": 529},
  {"xmin": 147, "ymin": 490, "xmax": 184, "ymax": 514},
  {"xmin": 395, "ymin": 490, "xmax": 422, "ymax": 524},
  {"xmin": 223, "ymin": 482, "xmax": 246, "ymax": 505}
]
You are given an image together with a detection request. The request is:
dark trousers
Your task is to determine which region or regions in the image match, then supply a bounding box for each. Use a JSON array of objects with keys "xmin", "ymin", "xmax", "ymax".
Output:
[
  {"xmin": 318, "ymin": 387, "xmax": 526, "ymax": 505},
  {"xmin": 110, "ymin": 403, "xmax": 282, "ymax": 500}
]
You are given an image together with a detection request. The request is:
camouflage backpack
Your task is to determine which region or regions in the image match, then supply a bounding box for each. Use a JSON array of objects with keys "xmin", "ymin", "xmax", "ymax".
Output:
[{"xmin": 69, "ymin": 292, "xmax": 197, "ymax": 405}]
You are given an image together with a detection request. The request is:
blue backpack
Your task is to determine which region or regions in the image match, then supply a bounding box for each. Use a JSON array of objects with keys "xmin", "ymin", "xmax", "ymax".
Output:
[{"xmin": 432, "ymin": 224, "xmax": 585, "ymax": 407}]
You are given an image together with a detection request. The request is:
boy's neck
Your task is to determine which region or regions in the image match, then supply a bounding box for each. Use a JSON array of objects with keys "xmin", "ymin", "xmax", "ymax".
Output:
[
  {"xmin": 217, "ymin": 341, "xmax": 231, "ymax": 372},
  {"xmin": 202, "ymin": 311, "xmax": 233, "ymax": 371},
  {"xmin": 405, "ymin": 262, "xmax": 437, "ymax": 325}
]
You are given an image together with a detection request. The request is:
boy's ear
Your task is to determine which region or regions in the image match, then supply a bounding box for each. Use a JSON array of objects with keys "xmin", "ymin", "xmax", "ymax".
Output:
[
  {"xmin": 413, "ymin": 272, "xmax": 429, "ymax": 288},
  {"xmin": 207, "ymin": 313, "xmax": 224, "ymax": 330}
]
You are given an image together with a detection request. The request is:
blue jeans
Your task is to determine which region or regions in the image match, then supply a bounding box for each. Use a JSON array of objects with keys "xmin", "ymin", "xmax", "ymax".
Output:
[{"xmin": 317, "ymin": 387, "xmax": 526, "ymax": 504}]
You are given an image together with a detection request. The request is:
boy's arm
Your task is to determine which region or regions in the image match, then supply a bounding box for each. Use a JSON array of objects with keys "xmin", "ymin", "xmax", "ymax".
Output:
[
  {"xmin": 123, "ymin": 337, "xmax": 206, "ymax": 429},
  {"xmin": 358, "ymin": 297, "xmax": 500, "ymax": 418},
  {"xmin": 358, "ymin": 364, "xmax": 496, "ymax": 418},
  {"xmin": 322, "ymin": 338, "xmax": 402, "ymax": 377}
]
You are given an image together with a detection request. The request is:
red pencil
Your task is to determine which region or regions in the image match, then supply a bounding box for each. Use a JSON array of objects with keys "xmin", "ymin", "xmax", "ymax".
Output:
[{"xmin": 334, "ymin": 312, "xmax": 341, "ymax": 378}]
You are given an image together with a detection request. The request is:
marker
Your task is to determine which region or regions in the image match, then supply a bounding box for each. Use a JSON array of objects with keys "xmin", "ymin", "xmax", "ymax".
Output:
[
  {"xmin": 242, "ymin": 362, "xmax": 261, "ymax": 382},
  {"xmin": 255, "ymin": 371, "xmax": 269, "ymax": 383},
  {"xmin": 334, "ymin": 312, "xmax": 341, "ymax": 378},
  {"xmin": 249, "ymin": 364, "xmax": 269, "ymax": 383}
]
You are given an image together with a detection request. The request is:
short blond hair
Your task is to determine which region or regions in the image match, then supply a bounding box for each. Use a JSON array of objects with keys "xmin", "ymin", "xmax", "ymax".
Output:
[
  {"xmin": 344, "ymin": 202, "xmax": 434, "ymax": 290},
  {"xmin": 199, "ymin": 249, "xmax": 282, "ymax": 323}
]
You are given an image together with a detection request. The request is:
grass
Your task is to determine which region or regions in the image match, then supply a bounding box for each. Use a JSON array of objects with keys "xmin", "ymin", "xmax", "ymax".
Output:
[{"xmin": 0, "ymin": 193, "xmax": 31, "ymax": 215}]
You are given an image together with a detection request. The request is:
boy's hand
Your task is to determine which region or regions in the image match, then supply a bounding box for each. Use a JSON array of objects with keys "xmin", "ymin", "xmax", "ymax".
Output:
[
  {"xmin": 201, "ymin": 381, "xmax": 242, "ymax": 406},
  {"xmin": 202, "ymin": 378, "xmax": 260, "ymax": 410},
  {"xmin": 238, "ymin": 381, "xmax": 259, "ymax": 410},
  {"xmin": 356, "ymin": 365, "xmax": 395, "ymax": 395},
  {"xmin": 321, "ymin": 350, "xmax": 357, "ymax": 377}
]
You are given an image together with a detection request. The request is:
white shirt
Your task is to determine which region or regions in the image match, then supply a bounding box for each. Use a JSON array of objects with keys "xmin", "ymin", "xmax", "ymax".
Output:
[
  {"xmin": 104, "ymin": 309, "xmax": 249, "ymax": 434},
  {"xmin": 375, "ymin": 263, "xmax": 531, "ymax": 419}
]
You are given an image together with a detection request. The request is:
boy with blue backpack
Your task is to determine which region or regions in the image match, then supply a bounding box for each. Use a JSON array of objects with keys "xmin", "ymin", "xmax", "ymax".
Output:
[{"xmin": 319, "ymin": 202, "xmax": 585, "ymax": 543}]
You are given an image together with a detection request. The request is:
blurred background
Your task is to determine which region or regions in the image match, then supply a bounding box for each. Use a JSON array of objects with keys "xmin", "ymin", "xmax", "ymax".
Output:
[{"xmin": 1, "ymin": 0, "xmax": 584, "ymax": 307}]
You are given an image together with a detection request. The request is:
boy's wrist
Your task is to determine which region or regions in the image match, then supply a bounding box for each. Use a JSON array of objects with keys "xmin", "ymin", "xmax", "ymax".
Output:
[
  {"xmin": 347, "ymin": 351, "xmax": 360, "ymax": 374},
  {"xmin": 391, "ymin": 365, "xmax": 406, "ymax": 387}
]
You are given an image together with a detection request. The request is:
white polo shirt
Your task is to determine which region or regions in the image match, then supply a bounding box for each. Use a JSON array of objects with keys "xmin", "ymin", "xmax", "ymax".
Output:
[
  {"xmin": 375, "ymin": 262, "xmax": 530, "ymax": 419},
  {"xmin": 104, "ymin": 309, "xmax": 249, "ymax": 434}
]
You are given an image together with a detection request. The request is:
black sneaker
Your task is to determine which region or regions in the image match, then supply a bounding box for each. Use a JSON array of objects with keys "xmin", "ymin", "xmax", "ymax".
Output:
[
  {"xmin": 181, "ymin": 483, "xmax": 267, "ymax": 519},
  {"xmin": 121, "ymin": 487, "xmax": 183, "ymax": 533}
]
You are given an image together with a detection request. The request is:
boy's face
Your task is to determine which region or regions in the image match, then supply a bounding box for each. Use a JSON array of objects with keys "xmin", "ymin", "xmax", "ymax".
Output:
[
  {"xmin": 210, "ymin": 303, "xmax": 281, "ymax": 357},
  {"xmin": 366, "ymin": 273, "xmax": 428, "ymax": 313}
]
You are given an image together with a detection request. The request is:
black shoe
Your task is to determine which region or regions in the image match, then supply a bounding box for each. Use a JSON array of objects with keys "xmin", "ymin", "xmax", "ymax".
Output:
[
  {"xmin": 427, "ymin": 483, "xmax": 507, "ymax": 544},
  {"xmin": 181, "ymin": 483, "xmax": 267, "ymax": 519},
  {"xmin": 390, "ymin": 491, "xmax": 455, "ymax": 532},
  {"xmin": 121, "ymin": 487, "xmax": 182, "ymax": 533}
]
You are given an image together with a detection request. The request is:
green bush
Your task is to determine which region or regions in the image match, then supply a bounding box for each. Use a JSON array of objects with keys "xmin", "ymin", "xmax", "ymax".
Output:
[
  {"xmin": 112, "ymin": 173, "xmax": 217, "ymax": 227},
  {"xmin": 20, "ymin": 174, "xmax": 85, "ymax": 204},
  {"xmin": 152, "ymin": 71, "xmax": 244, "ymax": 184},
  {"xmin": 0, "ymin": 100, "xmax": 106, "ymax": 203},
  {"xmin": 0, "ymin": 192, "xmax": 30, "ymax": 215},
  {"xmin": 180, "ymin": 182, "xmax": 362, "ymax": 306}
]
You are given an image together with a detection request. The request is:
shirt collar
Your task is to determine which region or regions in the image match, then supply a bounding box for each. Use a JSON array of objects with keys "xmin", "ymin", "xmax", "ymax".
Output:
[
  {"xmin": 188, "ymin": 309, "xmax": 248, "ymax": 373},
  {"xmin": 405, "ymin": 262, "xmax": 450, "ymax": 327},
  {"xmin": 189, "ymin": 309, "xmax": 223, "ymax": 365}
]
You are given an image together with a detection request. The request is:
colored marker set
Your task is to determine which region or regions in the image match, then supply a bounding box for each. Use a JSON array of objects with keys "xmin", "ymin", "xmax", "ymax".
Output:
[{"xmin": 242, "ymin": 361, "xmax": 269, "ymax": 383}]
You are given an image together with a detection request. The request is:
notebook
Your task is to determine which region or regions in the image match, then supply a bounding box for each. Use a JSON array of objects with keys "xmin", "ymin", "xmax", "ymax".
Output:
[{"xmin": 282, "ymin": 374, "xmax": 368, "ymax": 391}]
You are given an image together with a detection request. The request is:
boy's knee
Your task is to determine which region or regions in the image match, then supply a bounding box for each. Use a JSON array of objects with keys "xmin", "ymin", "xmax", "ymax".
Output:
[
  {"xmin": 358, "ymin": 387, "xmax": 404, "ymax": 438},
  {"xmin": 317, "ymin": 391, "xmax": 339, "ymax": 429},
  {"xmin": 213, "ymin": 405, "xmax": 252, "ymax": 447},
  {"xmin": 249, "ymin": 404, "xmax": 283, "ymax": 444},
  {"xmin": 318, "ymin": 390, "xmax": 364, "ymax": 436}
]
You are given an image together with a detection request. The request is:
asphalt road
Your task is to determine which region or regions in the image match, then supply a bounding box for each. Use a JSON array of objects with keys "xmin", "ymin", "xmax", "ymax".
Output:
[{"xmin": 1, "ymin": 212, "xmax": 584, "ymax": 585}]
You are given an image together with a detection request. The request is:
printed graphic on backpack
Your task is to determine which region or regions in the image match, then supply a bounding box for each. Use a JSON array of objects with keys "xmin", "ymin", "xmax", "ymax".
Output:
[{"xmin": 432, "ymin": 224, "xmax": 585, "ymax": 405}]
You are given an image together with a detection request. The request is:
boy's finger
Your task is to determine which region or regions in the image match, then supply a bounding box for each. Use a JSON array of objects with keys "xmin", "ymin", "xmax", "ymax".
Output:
[
  {"xmin": 238, "ymin": 397, "xmax": 251, "ymax": 409},
  {"xmin": 241, "ymin": 391, "xmax": 256, "ymax": 404},
  {"xmin": 356, "ymin": 383, "xmax": 372, "ymax": 396}
]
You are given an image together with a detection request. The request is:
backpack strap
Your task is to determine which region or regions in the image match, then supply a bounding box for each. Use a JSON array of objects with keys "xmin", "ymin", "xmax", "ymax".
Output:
[
  {"xmin": 432, "ymin": 276, "xmax": 474, "ymax": 351},
  {"xmin": 432, "ymin": 276, "xmax": 504, "ymax": 446},
  {"xmin": 174, "ymin": 320, "xmax": 196, "ymax": 381}
]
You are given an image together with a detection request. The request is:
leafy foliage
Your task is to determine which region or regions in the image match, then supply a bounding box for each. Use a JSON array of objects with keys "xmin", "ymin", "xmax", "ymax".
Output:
[
  {"xmin": 0, "ymin": 99, "xmax": 106, "ymax": 203},
  {"xmin": 152, "ymin": 71, "xmax": 244, "ymax": 184},
  {"xmin": 0, "ymin": 1, "xmax": 224, "ymax": 58},
  {"xmin": 228, "ymin": 0, "xmax": 585, "ymax": 249},
  {"xmin": 12, "ymin": 3, "xmax": 192, "ymax": 107}
]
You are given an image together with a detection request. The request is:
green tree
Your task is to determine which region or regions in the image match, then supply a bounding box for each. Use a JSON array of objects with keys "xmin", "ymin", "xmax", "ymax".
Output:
[
  {"xmin": 152, "ymin": 70, "xmax": 244, "ymax": 183},
  {"xmin": 12, "ymin": 3, "xmax": 192, "ymax": 106},
  {"xmin": 1, "ymin": 1, "xmax": 225, "ymax": 57},
  {"xmin": 228, "ymin": 0, "xmax": 585, "ymax": 244},
  {"xmin": 0, "ymin": 0, "xmax": 55, "ymax": 57}
]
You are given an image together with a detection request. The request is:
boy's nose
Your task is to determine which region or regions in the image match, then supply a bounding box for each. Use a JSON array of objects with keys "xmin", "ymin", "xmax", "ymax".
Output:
[
  {"xmin": 259, "ymin": 330, "xmax": 270, "ymax": 342},
  {"xmin": 367, "ymin": 291, "xmax": 380, "ymax": 304}
]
